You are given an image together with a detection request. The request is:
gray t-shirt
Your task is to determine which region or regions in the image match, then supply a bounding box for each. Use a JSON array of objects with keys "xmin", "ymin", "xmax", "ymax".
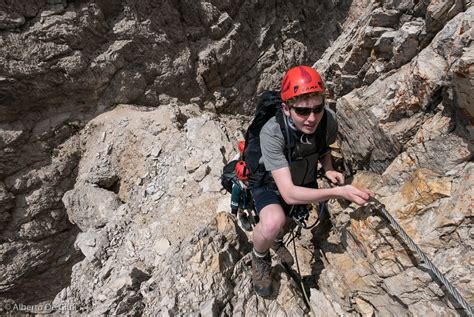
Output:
[{"xmin": 260, "ymin": 108, "xmax": 338, "ymax": 171}]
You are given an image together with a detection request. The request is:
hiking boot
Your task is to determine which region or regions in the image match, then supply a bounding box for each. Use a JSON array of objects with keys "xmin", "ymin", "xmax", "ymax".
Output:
[
  {"xmin": 271, "ymin": 239, "xmax": 294, "ymax": 266},
  {"xmin": 238, "ymin": 210, "xmax": 253, "ymax": 232},
  {"xmin": 252, "ymin": 250, "xmax": 273, "ymax": 297}
]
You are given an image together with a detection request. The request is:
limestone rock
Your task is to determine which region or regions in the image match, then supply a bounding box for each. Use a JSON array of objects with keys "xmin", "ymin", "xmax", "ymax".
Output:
[
  {"xmin": 63, "ymin": 184, "xmax": 122, "ymax": 231},
  {"xmin": 369, "ymin": 8, "xmax": 401, "ymax": 27},
  {"xmin": 0, "ymin": 1, "xmax": 473, "ymax": 316},
  {"xmin": 388, "ymin": 168, "xmax": 452, "ymax": 221},
  {"xmin": 426, "ymin": 0, "xmax": 464, "ymax": 33},
  {"xmin": 0, "ymin": 182, "xmax": 14, "ymax": 230},
  {"xmin": 337, "ymin": 8, "xmax": 472, "ymax": 175},
  {"xmin": 309, "ymin": 289, "xmax": 346, "ymax": 316},
  {"xmin": 74, "ymin": 228, "xmax": 110, "ymax": 264}
]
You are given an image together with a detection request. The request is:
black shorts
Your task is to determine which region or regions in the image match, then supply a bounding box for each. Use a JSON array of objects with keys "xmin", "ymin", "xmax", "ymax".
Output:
[{"xmin": 250, "ymin": 184, "xmax": 293, "ymax": 216}]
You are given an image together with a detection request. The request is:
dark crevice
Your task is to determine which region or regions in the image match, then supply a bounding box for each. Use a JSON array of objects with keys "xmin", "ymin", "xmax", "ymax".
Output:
[
  {"xmin": 96, "ymin": 175, "xmax": 120, "ymax": 193},
  {"xmin": 175, "ymin": 111, "xmax": 189, "ymax": 130},
  {"xmin": 109, "ymin": 177, "xmax": 121, "ymax": 195}
]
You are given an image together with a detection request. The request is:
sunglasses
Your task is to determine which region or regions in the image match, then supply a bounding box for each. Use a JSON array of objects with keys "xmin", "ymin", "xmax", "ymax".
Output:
[{"xmin": 290, "ymin": 104, "xmax": 325, "ymax": 116}]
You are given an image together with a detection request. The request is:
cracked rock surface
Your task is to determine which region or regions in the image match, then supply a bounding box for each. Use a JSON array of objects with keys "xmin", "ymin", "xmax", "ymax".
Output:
[{"xmin": 0, "ymin": 0, "xmax": 473, "ymax": 315}]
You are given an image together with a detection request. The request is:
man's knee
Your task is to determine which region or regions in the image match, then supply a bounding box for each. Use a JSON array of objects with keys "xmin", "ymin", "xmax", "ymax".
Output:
[{"xmin": 258, "ymin": 204, "xmax": 286, "ymax": 238}]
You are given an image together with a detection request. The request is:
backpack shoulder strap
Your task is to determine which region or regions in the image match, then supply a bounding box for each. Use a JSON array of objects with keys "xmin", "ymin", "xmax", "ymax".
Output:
[
  {"xmin": 315, "ymin": 110, "xmax": 329, "ymax": 151},
  {"xmin": 275, "ymin": 108, "xmax": 295, "ymax": 164}
]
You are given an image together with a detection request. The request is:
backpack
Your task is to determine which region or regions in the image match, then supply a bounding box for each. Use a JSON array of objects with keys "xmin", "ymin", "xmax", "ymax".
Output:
[
  {"xmin": 242, "ymin": 90, "xmax": 284, "ymax": 185},
  {"xmin": 220, "ymin": 91, "xmax": 282, "ymax": 193}
]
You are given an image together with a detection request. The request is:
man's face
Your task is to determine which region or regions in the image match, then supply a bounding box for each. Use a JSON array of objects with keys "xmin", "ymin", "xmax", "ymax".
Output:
[{"xmin": 283, "ymin": 94, "xmax": 325, "ymax": 134}]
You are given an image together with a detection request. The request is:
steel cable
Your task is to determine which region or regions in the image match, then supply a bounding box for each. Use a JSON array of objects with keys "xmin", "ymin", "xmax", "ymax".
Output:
[{"xmin": 367, "ymin": 197, "xmax": 473, "ymax": 317}]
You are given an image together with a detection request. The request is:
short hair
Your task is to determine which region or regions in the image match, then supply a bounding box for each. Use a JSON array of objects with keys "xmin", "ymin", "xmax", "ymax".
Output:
[{"xmin": 285, "ymin": 92, "xmax": 324, "ymax": 106}]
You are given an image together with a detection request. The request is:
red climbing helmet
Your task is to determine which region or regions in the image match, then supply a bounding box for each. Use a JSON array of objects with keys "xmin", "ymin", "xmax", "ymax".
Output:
[
  {"xmin": 280, "ymin": 66, "xmax": 325, "ymax": 102},
  {"xmin": 238, "ymin": 140, "xmax": 245, "ymax": 154},
  {"xmin": 235, "ymin": 160, "xmax": 248, "ymax": 181}
]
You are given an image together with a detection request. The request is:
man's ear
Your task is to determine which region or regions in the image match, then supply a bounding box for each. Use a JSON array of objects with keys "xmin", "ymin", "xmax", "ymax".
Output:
[{"xmin": 282, "ymin": 102, "xmax": 290, "ymax": 117}]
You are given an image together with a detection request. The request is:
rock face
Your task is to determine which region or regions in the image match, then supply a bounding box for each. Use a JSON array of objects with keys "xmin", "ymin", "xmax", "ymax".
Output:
[
  {"xmin": 0, "ymin": 0, "xmax": 352, "ymax": 307},
  {"xmin": 0, "ymin": 0, "xmax": 352, "ymax": 118},
  {"xmin": 0, "ymin": 0, "xmax": 473, "ymax": 316}
]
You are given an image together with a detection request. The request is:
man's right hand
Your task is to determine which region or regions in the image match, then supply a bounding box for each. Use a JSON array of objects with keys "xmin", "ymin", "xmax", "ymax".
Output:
[{"xmin": 338, "ymin": 185, "xmax": 373, "ymax": 206}]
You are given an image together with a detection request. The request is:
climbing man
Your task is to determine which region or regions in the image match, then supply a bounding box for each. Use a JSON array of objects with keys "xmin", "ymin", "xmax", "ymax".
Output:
[{"xmin": 249, "ymin": 66, "xmax": 373, "ymax": 297}]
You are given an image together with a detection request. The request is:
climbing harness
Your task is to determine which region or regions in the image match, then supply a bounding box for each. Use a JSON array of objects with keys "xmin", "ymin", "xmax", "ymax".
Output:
[
  {"xmin": 289, "ymin": 201, "xmax": 327, "ymax": 230},
  {"xmin": 367, "ymin": 197, "xmax": 474, "ymax": 317}
]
